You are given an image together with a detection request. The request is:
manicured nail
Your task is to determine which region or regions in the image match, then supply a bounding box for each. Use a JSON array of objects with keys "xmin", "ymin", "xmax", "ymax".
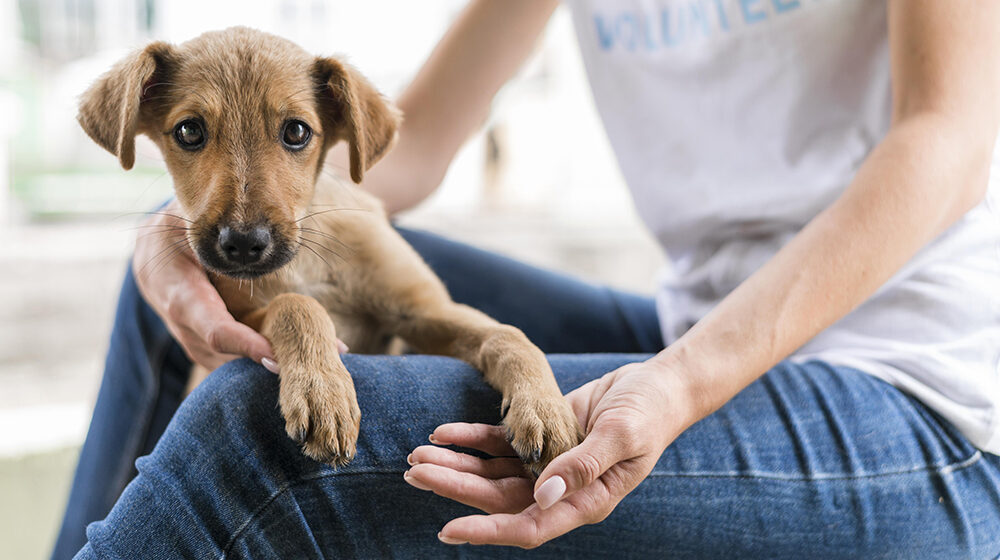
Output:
[
  {"xmin": 438, "ymin": 533, "xmax": 467, "ymax": 545},
  {"xmin": 261, "ymin": 357, "xmax": 280, "ymax": 374},
  {"xmin": 403, "ymin": 470, "xmax": 431, "ymax": 491},
  {"xmin": 337, "ymin": 340, "xmax": 350, "ymax": 354},
  {"xmin": 534, "ymin": 476, "xmax": 566, "ymax": 509},
  {"xmin": 406, "ymin": 453, "xmax": 416, "ymax": 466}
]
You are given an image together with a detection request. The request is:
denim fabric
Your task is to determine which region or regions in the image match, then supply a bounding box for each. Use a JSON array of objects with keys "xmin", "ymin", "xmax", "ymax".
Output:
[{"xmin": 54, "ymin": 228, "xmax": 1000, "ymax": 559}]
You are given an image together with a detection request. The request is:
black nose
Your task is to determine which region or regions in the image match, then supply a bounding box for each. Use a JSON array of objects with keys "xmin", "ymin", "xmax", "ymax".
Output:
[{"xmin": 218, "ymin": 226, "xmax": 272, "ymax": 265}]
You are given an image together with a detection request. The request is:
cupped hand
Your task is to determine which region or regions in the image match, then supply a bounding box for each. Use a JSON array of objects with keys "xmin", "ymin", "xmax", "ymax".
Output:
[
  {"xmin": 132, "ymin": 201, "xmax": 277, "ymax": 371},
  {"xmin": 403, "ymin": 359, "xmax": 695, "ymax": 548}
]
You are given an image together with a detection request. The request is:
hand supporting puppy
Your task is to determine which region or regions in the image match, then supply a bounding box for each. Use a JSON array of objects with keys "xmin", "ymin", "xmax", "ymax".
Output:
[
  {"xmin": 132, "ymin": 201, "xmax": 276, "ymax": 370},
  {"xmin": 403, "ymin": 358, "xmax": 696, "ymax": 548},
  {"xmin": 130, "ymin": 201, "xmax": 355, "ymax": 373}
]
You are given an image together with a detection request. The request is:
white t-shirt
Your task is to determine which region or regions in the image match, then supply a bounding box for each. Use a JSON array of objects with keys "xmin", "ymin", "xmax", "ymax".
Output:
[{"xmin": 565, "ymin": 0, "xmax": 1000, "ymax": 453}]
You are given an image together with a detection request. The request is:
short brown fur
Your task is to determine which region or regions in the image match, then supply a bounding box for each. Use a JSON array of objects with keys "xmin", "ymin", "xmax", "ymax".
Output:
[{"xmin": 78, "ymin": 27, "xmax": 581, "ymax": 473}]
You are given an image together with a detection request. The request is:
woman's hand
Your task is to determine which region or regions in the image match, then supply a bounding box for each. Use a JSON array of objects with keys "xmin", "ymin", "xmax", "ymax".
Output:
[
  {"xmin": 132, "ymin": 202, "xmax": 277, "ymax": 371},
  {"xmin": 403, "ymin": 359, "xmax": 695, "ymax": 548}
]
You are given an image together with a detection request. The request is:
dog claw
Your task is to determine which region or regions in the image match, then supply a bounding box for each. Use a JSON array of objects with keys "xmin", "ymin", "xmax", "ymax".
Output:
[
  {"xmin": 528, "ymin": 447, "xmax": 542, "ymax": 465},
  {"xmin": 293, "ymin": 428, "xmax": 308, "ymax": 445}
]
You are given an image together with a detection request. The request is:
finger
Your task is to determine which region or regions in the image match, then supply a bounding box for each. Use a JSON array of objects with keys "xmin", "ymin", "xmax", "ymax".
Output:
[
  {"xmin": 336, "ymin": 338, "xmax": 350, "ymax": 354},
  {"xmin": 409, "ymin": 445, "xmax": 527, "ymax": 479},
  {"xmin": 439, "ymin": 498, "xmax": 593, "ymax": 548},
  {"xmin": 179, "ymin": 286, "xmax": 273, "ymax": 363},
  {"xmin": 204, "ymin": 320, "xmax": 273, "ymax": 363},
  {"xmin": 532, "ymin": 419, "xmax": 633, "ymax": 509},
  {"xmin": 404, "ymin": 463, "xmax": 534, "ymax": 514},
  {"xmin": 430, "ymin": 423, "xmax": 517, "ymax": 457}
]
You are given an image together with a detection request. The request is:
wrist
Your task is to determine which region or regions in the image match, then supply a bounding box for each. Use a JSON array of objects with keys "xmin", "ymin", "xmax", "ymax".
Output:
[{"xmin": 645, "ymin": 348, "xmax": 712, "ymax": 431}]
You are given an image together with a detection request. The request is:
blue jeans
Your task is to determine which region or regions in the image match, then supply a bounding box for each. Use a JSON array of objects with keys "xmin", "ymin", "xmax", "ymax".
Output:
[{"xmin": 55, "ymin": 229, "xmax": 1000, "ymax": 559}]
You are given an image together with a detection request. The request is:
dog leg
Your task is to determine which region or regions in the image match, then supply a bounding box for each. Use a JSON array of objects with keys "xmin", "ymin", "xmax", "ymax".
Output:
[
  {"xmin": 392, "ymin": 304, "xmax": 583, "ymax": 475},
  {"xmin": 245, "ymin": 293, "xmax": 360, "ymax": 465}
]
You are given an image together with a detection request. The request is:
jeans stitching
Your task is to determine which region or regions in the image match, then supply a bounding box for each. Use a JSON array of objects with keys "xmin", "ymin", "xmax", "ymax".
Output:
[
  {"xmin": 220, "ymin": 470, "xmax": 402, "ymax": 558},
  {"xmin": 221, "ymin": 452, "xmax": 986, "ymax": 557},
  {"xmin": 646, "ymin": 450, "xmax": 983, "ymax": 482}
]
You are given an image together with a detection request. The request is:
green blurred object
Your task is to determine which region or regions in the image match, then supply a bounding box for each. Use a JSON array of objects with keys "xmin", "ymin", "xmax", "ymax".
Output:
[
  {"xmin": 0, "ymin": 447, "xmax": 78, "ymax": 560},
  {"xmin": 12, "ymin": 167, "xmax": 171, "ymax": 219}
]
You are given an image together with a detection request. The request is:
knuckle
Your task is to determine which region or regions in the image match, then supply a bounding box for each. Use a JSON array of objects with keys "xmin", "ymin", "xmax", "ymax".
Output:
[
  {"xmin": 591, "ymin": 503, "xmax": 615, "ymax": 524},
  {"xmin": 573, "ymin": 451, "xmax": 604, "ymax": 487},
  {"xmin": 204, "ymin": 326, "xmax": 226, "ymax": 354},
  {"xmin": 164, "ymin": 292, "xmax": 184, "ymax": 323},
  {"xmin": 520, "ymin": 534, "xmax": 544, "ymax": 550}
]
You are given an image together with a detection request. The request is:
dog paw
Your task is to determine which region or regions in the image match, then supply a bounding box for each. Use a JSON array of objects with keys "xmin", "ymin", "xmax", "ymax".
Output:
[
  {"xmin": 279, "ymin": 367, "xmax": 360, "ymax": 466},
  {"xmin": 502, "ymin": 392, "xmax": 583, "ymax": 477}
]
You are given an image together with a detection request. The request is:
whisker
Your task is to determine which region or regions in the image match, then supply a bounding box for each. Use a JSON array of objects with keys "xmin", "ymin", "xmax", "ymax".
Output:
[
  {"xmin": 127, "ymin": 223, "xmax": 191, "ymax": 231},
  {"xmin": 148, "ymin": 241, "xmax": 194, "ymax": 278},
  {"xmin": 135, "ymin": 229, "xmax": 189, "ymax": 242},
  {"xmin": 294, "ymin": 240, "xmax": 335, "ymax": 272},
  {"xmin": 294, "ymin": 207, "xmax": 370, "ymax": 223},
  {"xmin": 299, "ymin": 236, "xmax": 346, "ymax": 262},
  {"xmin": 299, "ymin": 227, "xmax": 355, "ymax": 254},
  {"xmin": 138, "ymin": 236, "xmax": 192, "ymax": 278},
  {"xmin": 115, "ymin": 211, "xmax": 194, "ymax": 224}
]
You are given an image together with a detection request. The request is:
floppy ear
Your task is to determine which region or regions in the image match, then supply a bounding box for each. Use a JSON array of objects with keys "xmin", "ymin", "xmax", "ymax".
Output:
[
  {"xmin": 78, "ymin": 41, "xmax": 176, "ymax": 170},
  {"xmin": 313, "ymin": 57, "xmax": 401, "ymax": 183}
]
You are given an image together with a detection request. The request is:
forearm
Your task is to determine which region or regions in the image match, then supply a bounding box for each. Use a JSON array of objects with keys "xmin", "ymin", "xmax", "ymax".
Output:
[
  {"xmin": 653, "ymin": 115, "xmax": 996, "ymax": 422},
  {"xmin": 329, "ymin": 0, "xmax": 559, "ymax": 214}
]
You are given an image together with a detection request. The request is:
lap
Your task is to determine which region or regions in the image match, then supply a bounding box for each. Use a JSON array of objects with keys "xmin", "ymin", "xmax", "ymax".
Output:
[
  {"xmin": 78, "ymin": 356, "xmax": 1000, "ymax": 559},
  {"xmin": 397, "ymin": 227, "xmax": 662, "ymax": 354}
]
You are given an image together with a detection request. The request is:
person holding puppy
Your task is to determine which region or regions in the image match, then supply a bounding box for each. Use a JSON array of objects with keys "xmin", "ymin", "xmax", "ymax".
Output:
[{"xmin": 55, "ymin": 1, "xmax": 1000, "ymax": 558}]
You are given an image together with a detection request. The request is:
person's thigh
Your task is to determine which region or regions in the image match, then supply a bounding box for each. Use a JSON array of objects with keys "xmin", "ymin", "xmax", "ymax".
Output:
[
  {"xmin": 74, "ymin": 356, "xmax": 1000, "ymax": 559},
  {"xmin": 398, "ymin": 227, "xmax": 662, "ymax": 353},
  {"xmin": 54, "ymin": 228, "xmax": 660, "ymax": 558}
]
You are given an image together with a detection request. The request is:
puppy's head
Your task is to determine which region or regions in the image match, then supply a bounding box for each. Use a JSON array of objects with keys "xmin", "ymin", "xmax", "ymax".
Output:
[{"xmin": 78, "ymin": 27, "xmax": 399, "ymax": 278}]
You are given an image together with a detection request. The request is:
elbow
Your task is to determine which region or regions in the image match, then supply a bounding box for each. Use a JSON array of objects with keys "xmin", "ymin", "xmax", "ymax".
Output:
[{"xmin": 891, "ymin": 111, "xmax": 997, "ymax": 216}]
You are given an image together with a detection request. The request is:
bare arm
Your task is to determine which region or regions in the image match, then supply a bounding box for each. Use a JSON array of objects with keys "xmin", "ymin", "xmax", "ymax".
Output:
[
  {"xmin": 658, "ymin": 0, "xmax": 1000, "ymax": 419},
  {"xmin": 409, "ymin": 1, "xmax": 1000, "ymax": 547},
  {"xmin": 327, "ymin": 0, "xmax": 560, "ymax": 213}
]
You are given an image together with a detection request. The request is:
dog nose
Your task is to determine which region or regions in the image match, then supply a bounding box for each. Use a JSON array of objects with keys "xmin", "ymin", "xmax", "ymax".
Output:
[{"xmin": 218, "ymin": 226, "xmax": 272, "ymax": 265}]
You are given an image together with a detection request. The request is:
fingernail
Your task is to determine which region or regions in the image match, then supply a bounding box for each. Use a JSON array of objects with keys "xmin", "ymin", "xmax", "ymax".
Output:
[
  {"xmin": 403, "ymin": 470, "xmax": 432, "ymax": 491},
  {"xmin": 428, "ymin": 434, "xmax": 438, "ymax": 444},
  {"xmin": 406, "ymin": 453, "xmax": 416, "ymax": 466},
  {"xmin": 337, "ymin": 340, "xmax": 350, "ymax": 354},
  {"xmin": 261, "ymin": 357, "xmax": 280, "ymax": 374},
  {"xmin": 438, "ymin": 533, "xmax": 467, "ymax": 545},
  {"xmin": 534, "ymin": 476, "xmax": 566, "ymax": 509}
]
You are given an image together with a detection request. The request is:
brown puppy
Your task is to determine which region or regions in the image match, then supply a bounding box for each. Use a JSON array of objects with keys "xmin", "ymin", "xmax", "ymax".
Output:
[{"xmin": 77, "ymin": 27, "xmax": 582, "ymax": 474}]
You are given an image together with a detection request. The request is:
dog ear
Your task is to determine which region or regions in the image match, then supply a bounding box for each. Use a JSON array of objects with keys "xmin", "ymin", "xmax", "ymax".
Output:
[
  {"xmin": 313, "ymin": 57, "xmax": 401, "ymax": 183},
  {"xmin": 78, "ymin": 41, "xmax": 176, "ymax": 170}
]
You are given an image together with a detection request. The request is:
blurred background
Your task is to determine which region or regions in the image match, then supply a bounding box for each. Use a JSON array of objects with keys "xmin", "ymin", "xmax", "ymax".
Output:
[{"xmin": 0, "ymin": 0, "xmax": 662, "ymax": 557}]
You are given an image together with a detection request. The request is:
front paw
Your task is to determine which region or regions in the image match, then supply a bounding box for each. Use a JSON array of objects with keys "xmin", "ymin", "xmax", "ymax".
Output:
[
  {"xmin": 503, "ymin": 392, "xmax": 583, "ymax": 476},
  {"xmin": 279, "ymin": 365, "xmax": 361, "ymax": 466}
]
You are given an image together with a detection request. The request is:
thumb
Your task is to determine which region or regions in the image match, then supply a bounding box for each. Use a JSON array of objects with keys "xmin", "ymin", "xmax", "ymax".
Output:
[{"xmin": 532, "ymin": 420, "xmax": 630, "ymax": 510}]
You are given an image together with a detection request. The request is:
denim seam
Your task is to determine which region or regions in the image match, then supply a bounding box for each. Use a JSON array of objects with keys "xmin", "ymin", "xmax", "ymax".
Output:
[
  {"xmin": 220, "ymin": 452, "xmax": 985, "ymax": 557},
  {"xmin": 220, "ymin": 469, "xmax": 403, "ymax": 558},
  {"xmin": 645, "ymin": 451, "xmax": 983, "ymax": 482}
]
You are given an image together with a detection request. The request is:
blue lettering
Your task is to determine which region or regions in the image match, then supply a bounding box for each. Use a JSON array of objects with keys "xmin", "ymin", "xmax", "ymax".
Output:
[
  {"xmin": 688, "ymin": 2, "xmax": 711, "ymax": 38},
  {"xmin": 772, "ymin": 0, "xmax": 800, "ymax": 13},
  {"xmin": 739, "ymin": 0, "xmax": 768, "ymax": 24},
  {"xmin": 617, "ymin": 13, "xmax": 639, "ymax": 52},
  {"xmin": 639, "ymin": 12, "xmax": 659, "ymax": 50},
  {"xmin": 712, "ymin": 0, "xmax": 730, "ymax": 31},
  {"xmin": 594, "ymin": 15, "xmax": 615, "ymax": 51},
  {"xmin": 660, "ymin": 8, "xmax": 684, "ymax": 46}
]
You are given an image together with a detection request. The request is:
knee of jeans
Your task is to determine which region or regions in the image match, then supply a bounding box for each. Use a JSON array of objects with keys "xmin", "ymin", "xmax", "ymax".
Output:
[{"xmin": 169, "ymin": 359, "xmax": 283, "ymax": 449}]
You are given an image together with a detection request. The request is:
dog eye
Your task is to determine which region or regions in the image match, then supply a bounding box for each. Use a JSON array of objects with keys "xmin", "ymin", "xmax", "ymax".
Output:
[
  {"xmin": 281, "ymin": 120, "xmax": 312, "ymax": 151},
  {"xmin": 173, "ymin": 120, "xmax": 206, "ymax": 151}
]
